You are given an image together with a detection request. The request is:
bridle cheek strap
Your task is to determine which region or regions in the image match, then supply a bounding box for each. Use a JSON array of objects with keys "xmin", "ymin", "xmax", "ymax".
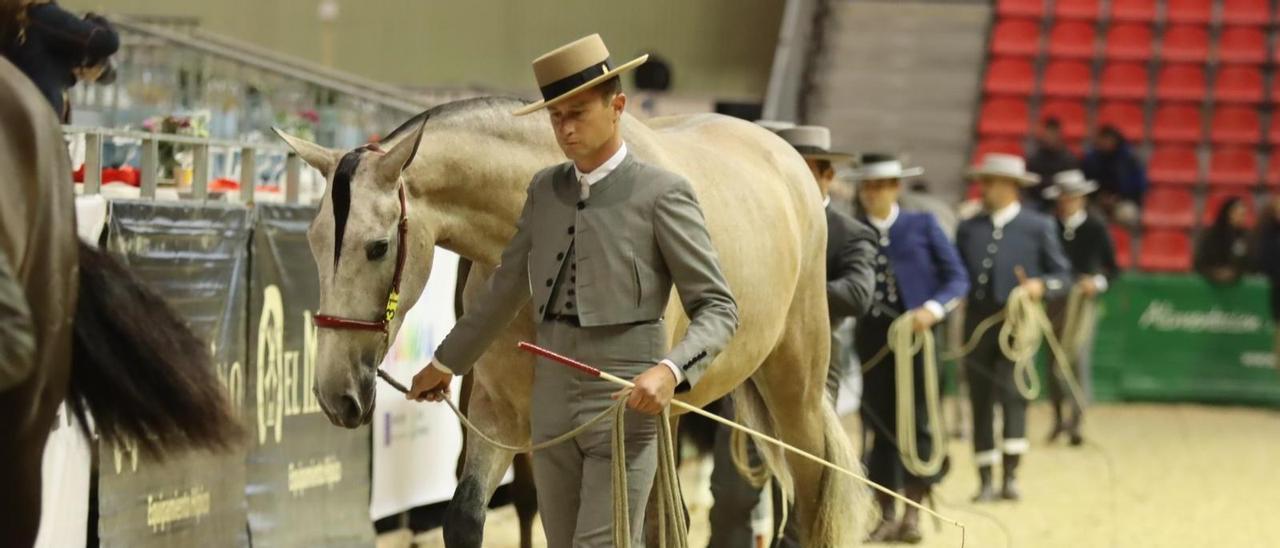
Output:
[{"xmin": 312, "ymin": 184, "xmax": 410, "ymax": 337}]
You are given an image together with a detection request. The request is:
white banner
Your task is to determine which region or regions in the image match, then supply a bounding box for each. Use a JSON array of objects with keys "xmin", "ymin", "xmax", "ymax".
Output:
[
  {"xmin": 35, "ymin": 196, "xmax": 106, "ymax": 547},
  {"xmin": 370, "ymin": 249, "xmax": 467, "ymax": 520}
]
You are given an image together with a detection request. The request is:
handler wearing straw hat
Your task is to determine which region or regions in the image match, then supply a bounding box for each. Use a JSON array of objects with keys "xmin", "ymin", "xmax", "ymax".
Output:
[
  {"xmin": 405, "ymin": 34, "xmax": 739, "ymax": 546},
  {"xmin": 851, "ymin": 153, "xmax": 969, "ymax": 542},
  {"xmin": 1041, "ymin": 169, "xmax": 1118, "ymax": 447},
  {"xmin": 957, "ymin": 153, "xmax": 1071, "ymax": 502}
]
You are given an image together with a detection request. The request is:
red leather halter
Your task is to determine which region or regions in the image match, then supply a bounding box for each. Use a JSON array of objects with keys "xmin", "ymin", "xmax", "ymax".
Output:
[{"xmin": 312, "ymin": 184, "xmax": 410, "ymax": 335}]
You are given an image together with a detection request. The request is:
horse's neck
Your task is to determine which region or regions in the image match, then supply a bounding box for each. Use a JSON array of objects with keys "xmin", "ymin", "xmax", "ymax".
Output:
[{"xmin": 410, "ymin": 127, "xmax": 558, "ymax": 266}]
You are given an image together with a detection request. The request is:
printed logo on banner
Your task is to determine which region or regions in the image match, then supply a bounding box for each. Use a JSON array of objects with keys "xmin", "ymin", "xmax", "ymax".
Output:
[{"xmin": 255, "ymin": 285, "xmax": 321, "ymax": 444}]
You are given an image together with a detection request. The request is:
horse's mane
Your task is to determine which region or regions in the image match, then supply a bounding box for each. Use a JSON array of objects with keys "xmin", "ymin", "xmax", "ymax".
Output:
[{"xmin": 383, "ymin": 96, "xmax": 534, "ymax": 143}]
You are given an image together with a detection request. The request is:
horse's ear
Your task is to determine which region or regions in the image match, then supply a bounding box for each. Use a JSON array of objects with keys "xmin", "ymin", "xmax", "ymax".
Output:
[
  {"xmin": 273, "ymin": 127, "xmax": 339, "ymax": 175},
  {"xmin": 376, "ymin": 118, "xmax": 427, "ymax": 184}
]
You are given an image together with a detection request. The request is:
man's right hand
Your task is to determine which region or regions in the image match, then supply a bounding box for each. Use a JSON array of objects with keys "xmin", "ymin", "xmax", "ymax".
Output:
[{"xmin": 407, "ymin": 363, "xmax": 453, "ymax": 402}]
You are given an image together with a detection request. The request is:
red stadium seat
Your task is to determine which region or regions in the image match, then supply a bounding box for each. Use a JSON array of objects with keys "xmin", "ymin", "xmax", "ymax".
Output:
[
  {"xmin": 1048, "ymin": 21, "xmax": 1097, "ymax": 59},
  {"xmin": 1155, "ymin": 64, "xmax": 1206, "ymax": 102},
  {"xmin": 1210, "ymin": 106, "xmax": 1261, "ymax": 144},
  {"xmin": 1152, "ymin": 104, "xmax": 1204, "ymax": 143},
  {"xmin": 1041, "ymin": 60, "xmax": 1092, "ymax": 97},
  {"xmin": 1221, "ymin": 0, "xmax": 1271, "ymax": 26},
  {"xmin": 984, "ymin": 57, "xmax": 1036, "ymax": 95},
  {"xmin": 1143, "ymin": 189, "xmax": 1196, "ymax": 228},
  {"xmin": 1039, "ymin": 99, "xmax": 1088, "ymax": 139},
  {"xmin": 1095, "ymin": 101, "xmax": 1146, "ymax": 141},
  {"xmin": 1267, "ymin": 150, "xmax": 1280, "ymax": 187},
  {"xmin": 1138, "ymin": 229, "xmax": 1193, "ymax": 272},
  {"xmin": 1161, "ymin": 25, "xmax": 1210, "ymax": 63},
  {"xmin": 1148, "ymin": 145, "xmax": 1201, "ymax": 186},
  {"xmin": 1216, "ymin": 26, "xmax": 1267, "ymax": 64},
  {"xmin": 1202, "ymin": 191, "xmax": 1256, "ymax": 226},
  {"xmin": 1214, "ymin": 66, "xmax": 1265, "ymax": 104},
  {"xmin": 1109, "ymin": 225, "xmax": 1134, "ymax": 270},
  {"xmin": 1110, "ymin": 0, "xmax": 1156, "ymax": 22},
  {"xmin": 991, "ymin": 19, "xmax": 1042, "ymax": 57},
  {"xmin": 1099, "ymin": 62, "xmax": 1149, "ymax": 100},
  {"xmin": 978, "ymin": 97, "xmax": 1031, "ymax": 136},
  {"xmin": 1105, "ymin": 23, "xmax": 1154, "ymax": 60},
  {"xmin": 972, "ymin": 138, "xmax": 1024, "ymax": 164},
  {"xmin": 1054, "ymin": 0, "xmax": 1100, "ymax": 20},
  {"xmin": 1208, "ymin": 146, "xmax": 1260, "ymax": 187},
  {"xmin": 1165, "ymin": 0, "xmax": 1213, "ymax": 24},
  {"xmin": 997, "ymin": 0, "xmax": 1045, "ymax": 18}
]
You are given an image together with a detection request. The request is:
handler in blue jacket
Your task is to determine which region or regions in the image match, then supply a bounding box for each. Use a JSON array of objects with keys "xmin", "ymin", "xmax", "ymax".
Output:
[{"xmin": 852, "ymin": 153, "xmax": 969, "ymax": 543}]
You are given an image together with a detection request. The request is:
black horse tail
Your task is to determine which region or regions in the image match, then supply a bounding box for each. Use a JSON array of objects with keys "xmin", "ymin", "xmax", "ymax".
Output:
[{"xmin": 68, "ymin": 241, "xmax": 243, "ymax": 459}]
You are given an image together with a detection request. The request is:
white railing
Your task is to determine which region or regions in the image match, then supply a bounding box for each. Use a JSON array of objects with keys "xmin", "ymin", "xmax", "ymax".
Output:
[{"xmin": 64, "ymin": 125, "xmax": 312, "ymax": 204}]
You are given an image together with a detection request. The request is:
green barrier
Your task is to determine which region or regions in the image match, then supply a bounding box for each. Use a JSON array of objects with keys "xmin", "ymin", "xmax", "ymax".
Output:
[{"xmin": 1092, "ymin": 274, "xmax": 1280, "ymax": 406}]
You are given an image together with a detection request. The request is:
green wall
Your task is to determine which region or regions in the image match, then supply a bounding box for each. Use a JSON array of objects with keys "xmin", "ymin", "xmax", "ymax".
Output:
[{"xmin": 68, "ymin": 0, "xmax": 784, "ymax": 98}]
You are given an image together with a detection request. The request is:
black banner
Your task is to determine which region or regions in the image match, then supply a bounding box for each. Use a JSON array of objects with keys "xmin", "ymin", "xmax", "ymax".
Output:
[
  {"xmin": 97, "ymin": 200, "xmax": 252, "ymax": 547},
  {"xmin": 246, "ymin": 204, "xmax": 374, "ymax": 547}
]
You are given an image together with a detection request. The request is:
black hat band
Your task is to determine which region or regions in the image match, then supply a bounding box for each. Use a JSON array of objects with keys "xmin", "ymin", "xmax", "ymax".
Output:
[{"xmin": 540, "ymin": 59, "xmax": 612, "ymax": 101}]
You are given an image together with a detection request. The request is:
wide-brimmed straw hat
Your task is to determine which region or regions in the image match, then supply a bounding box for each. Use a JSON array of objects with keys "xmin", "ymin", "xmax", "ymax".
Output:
[
  {"xmin": 1041, "ymin": 169, "xmax": 1099, "ymax": 199},
  {"xmin": 775, "ymin": 125, "xmax": 854, "ymax": 162},
  {"xmin": 848, "ymin": 152, "xmax": 924, "ymax": 181},
  {"xmin": 513, "ymin": 34, "xmax": 649, "ymax": 116},
  {"xmin": 967, "ymin": 153, "xmax": 1040, "ymax": 186}
]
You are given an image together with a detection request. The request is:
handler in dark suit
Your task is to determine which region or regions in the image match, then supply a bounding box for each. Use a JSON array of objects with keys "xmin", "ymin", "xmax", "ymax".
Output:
[
  {"xmin": 706, "ymin": 124, "xmax": 875, "ymax": 548},
  {"xmin": 852, "ymin": 154, "xmax": 969, "ymax": 543},
  {"xmin": 406, "ymin": 35, "xmax": 739, "ymax": 547},
  {"xmin": 1041, "ymin": 169, "xmax": 1118, "ymax": 447},
  {"xmin": 956, "ymin": 154, "xmax": 1071, "ymax": 502}
]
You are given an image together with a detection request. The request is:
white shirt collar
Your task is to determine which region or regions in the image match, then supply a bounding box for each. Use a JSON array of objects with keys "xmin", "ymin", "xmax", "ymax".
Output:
[
  {"xmin": 823, "ymin": 196, "xmax": 831, "ymax": 208},
  {"xmin": 867, "ymin": 204, "xmax": 899, "ymax": 233},
  {"xmin": 574, "ymin": 142, "xmax": 628, "ymax": 185},
  {"xmin": 990, "ymin": 201, "xmax": 1021, "ymax": 229},
  {"xmin": 1063, "ymin": 209, "xmax": 1087, "ymax": 231}
]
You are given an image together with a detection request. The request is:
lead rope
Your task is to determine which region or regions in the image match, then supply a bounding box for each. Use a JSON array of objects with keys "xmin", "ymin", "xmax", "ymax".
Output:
[{"xmin": 376, "ymin": 372, "xmax": 688, "ymax": 548}]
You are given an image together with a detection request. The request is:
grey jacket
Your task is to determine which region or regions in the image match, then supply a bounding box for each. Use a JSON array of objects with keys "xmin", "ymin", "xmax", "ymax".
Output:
[
  {"xmin": 956, "ymin": 207, "xmax": 1073, "ymax": 305},
  {"xmin": 436, "ymin": 153, "xmax": 739, "ymax": 389},
  {"xmin": 825, "ymin": 205, "xmax": 876, "ymax": 322}
]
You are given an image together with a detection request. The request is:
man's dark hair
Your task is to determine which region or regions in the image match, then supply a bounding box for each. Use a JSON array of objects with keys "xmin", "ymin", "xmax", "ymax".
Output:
[
  {"xmin": 1043, "ymin": 117, "xmax": 1062, "ymax": 132},
  {"xmin": 593, "ymin": 76, "xmax": 622, "ymax": 104},
  {"xmin": 815, "ymin": 159, "xmax": 833, "ymax": 175}
]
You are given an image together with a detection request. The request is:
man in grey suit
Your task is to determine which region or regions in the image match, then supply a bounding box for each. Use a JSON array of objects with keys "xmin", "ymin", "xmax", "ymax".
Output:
[
  {"xmin": 706, "ymin": 124, "xmax": 875, "ymax": 548},
  {"xmin": 406, "ymin": 35, "xmax": 739, "ymax": 546},
  {"xmin": 956, "ymin": 154, "xmax": 1071, "ymax": 503}
]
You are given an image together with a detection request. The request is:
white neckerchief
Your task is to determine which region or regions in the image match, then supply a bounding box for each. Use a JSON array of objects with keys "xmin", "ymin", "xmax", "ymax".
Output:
[
  {"xmin": 574, "ymin": 142, "xmax": 629, "ymax": 199},
  {"xmin": 867, "ymin": 203, "xmax": 900, "ymax": 234},
  {"xmin": 823, "ymin": 196, "xmax": 830, "ymax": 208},
  {"xmin": 1063, "ymin": 209, "xmax": 1087, "ymax": 232},
  {"xmin": 990, "ymin": 201, "xmax": 1022, "ymax": 229}
]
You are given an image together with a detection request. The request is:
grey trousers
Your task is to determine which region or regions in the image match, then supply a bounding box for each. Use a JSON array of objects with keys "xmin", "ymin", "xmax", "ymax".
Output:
[
  {"xmin": 707, "ymin": 401, "xmax": 801, "ymax": 548},
  {"xmin": 531, "ymin": 319, "xmax": 663, "ymax": 547}
]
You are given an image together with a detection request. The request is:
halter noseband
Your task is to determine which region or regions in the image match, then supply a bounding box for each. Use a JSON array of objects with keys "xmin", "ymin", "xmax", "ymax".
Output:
[{"xmin": 312, "ymin": 184, "xmax": 410, "ymax": 335}]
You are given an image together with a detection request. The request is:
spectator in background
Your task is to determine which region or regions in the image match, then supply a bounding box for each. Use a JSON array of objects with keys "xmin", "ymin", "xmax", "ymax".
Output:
[
  {"xmin": 1195, "ymin": 197, "xmax": 1253, "ymax": 286},
  {"xmin": 1025, "ymin": 118, "xmax": 1080, "ymax": 211},
  {"xmin": 1254, "ymin": 198, "xmax": 1280, "ymax": 370},
  {"xmin": 1081, "ymin": 126, "xmax": 1148, "ymax": 225},
  {"xmin": 0, "ymin": 0, "xmax": 119, "ymax": 122}
]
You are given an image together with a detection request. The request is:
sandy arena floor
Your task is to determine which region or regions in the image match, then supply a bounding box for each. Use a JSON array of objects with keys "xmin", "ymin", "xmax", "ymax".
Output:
[{"xmin": 384, "ymin": 402, "xmax": 1280, "ymax": 548}]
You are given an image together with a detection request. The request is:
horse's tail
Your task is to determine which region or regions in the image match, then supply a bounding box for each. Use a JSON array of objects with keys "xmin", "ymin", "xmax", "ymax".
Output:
[
  {"xmin": 810, "ymin": 401, "xmax": 865, "ymax": 547},
  {"xmin": 732, "ymin": 380, "xmax": 795, "ymax": 533},
  {"xmin": 68, "ymin": 241, "xmax": 243, "ymax": 459}
]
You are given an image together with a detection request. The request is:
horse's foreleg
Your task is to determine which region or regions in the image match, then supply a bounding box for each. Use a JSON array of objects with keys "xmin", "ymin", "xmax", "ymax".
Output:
[{"xmin": 443, "ymin": 382, "xmax": 529, "ymax": 548}]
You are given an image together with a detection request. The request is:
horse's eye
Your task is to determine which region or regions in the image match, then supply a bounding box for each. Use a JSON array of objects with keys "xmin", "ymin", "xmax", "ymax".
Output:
[{"xmin": 366, "ymin": 239, "xmax": 390, "ymax": 261}]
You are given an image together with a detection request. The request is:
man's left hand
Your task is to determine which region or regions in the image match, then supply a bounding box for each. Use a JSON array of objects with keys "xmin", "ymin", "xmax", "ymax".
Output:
[
  {"xmin": 614, "ymin": 364, "xmax": 676, "ymax": 415},
  {"xmin": 1076, "ymin": 276, "xmax": 1099, "ymax": 297},
  {"xmin": 1015, "ymin": 266, "xmax": 1046, "ymax": 300},
  {"xmin": 911, "ymin": 307, "xmax": 941, "ymax": 332}
]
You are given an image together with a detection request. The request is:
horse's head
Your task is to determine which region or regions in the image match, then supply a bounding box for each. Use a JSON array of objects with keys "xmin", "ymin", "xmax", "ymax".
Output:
[{"xmin": 274, "ymin": 120, "xmax": 434, "ymax": 428}]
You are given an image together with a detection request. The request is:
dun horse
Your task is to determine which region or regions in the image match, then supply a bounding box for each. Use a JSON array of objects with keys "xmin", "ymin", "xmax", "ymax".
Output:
[
  {"xmin": 278, "ymin": 97, "xmax": 863, "ymax": 546},
  {"xmin": 0, "ymin": 58, "xmax": 242, "ymax": 546}
]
